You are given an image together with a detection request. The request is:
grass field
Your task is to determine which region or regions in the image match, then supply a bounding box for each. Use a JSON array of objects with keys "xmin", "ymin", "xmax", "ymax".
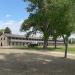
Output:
[
  {"xmin": 20, "ymin": 45, "xmax": 75, "ymax": 54},
  {"xmin": 5, "ymin": 44, "xmax": 75, "ymax": 54}
]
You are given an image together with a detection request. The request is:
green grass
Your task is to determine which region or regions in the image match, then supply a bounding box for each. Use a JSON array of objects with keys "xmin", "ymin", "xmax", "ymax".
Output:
[
  {"xmin": 49, "ymin": 46, "xmax": 75, "ymax": 54},
  {"xmin": 6, "ymin": 45, "xmax": 75, "ymax": 54},
  {"xmin": 65, "ymin": 47, "xmax": 75, "ymax": 53},
  {"xmin": 23, "ymin": 45, "xmax": 75, "ymax": 53},
  {"xmin": 26, "ymin": 46, "xmax": 75, "ymax": 54}
]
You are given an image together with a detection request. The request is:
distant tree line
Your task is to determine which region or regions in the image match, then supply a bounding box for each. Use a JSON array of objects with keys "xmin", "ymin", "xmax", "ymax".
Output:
[{"xmin": 0, "ymin": 27, "xmax": 11, "ymax": 35}]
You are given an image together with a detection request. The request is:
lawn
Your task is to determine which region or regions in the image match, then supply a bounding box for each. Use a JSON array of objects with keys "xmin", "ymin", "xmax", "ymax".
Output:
[
  {"xmin": 22, "ymin": 45, "xmax": 75, "ymax": 54},
  {"xmin": 4, "ymin": 44, "xmax": 75, "ymax": 54}
]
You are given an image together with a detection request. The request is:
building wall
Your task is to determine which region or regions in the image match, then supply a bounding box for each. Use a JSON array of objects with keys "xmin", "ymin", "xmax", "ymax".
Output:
[
  {"xmin": 0, "ymin": 35, "xmax": 8, "ymax": 46},
  {"xmin": 0, "ymin": 34, "xmax": 64, "ymax": 47},
  {"xmin": 8, "ymin": 37, "xmax": 26, "ymax": 47}
]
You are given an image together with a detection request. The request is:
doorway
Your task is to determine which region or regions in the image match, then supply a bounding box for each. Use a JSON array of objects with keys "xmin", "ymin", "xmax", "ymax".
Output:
[{"xmin": 1, "ymin": 42, "xmax": 2, "ymax": 46}]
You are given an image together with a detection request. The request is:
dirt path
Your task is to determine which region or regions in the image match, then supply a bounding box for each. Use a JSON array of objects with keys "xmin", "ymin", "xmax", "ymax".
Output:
[
  {"xmin": 0, "ymin": 49, "xmax": 74, "ymax": 75},
  {"xmin": 0, "ymin": 49, "xmax": 74, "ymax": 59}
]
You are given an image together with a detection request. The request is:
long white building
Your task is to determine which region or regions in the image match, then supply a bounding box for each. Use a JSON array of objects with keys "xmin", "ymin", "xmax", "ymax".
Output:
[{"xmin": 0, "ymin": 33, "xmax": 64, "ymax": 47}]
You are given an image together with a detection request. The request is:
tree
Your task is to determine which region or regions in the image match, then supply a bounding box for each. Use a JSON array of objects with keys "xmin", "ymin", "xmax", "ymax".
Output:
[
  {"xmin": 52, "ymin": 31, "xmax": 59, "ymax": 49},
  {"xmin": 55, "ymin": 2, "xmax": 75, "ymax": 58},
  {"xmin": 0, "ymin": 29, "xmax": 5, "ymax": 36},
  {"xmin": 21, "ymin": 0, "xmax": 60, "ymax": 49},
  {"xmin": 4, "ymin": 27, "xmax": 11, "ymax": 34},
  {"xmin": 21, "ymin": 0, "xmax": 75, "ymax": 57}
]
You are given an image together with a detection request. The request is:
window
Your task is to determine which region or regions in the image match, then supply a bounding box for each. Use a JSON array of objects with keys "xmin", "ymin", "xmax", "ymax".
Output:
[
  {"xmin": 16, "ymin": 42, "xmax": 18, "ymax": 45},
  {"xmin": 9, "ymin": 42, "xmax": 10, "ymax": 46},
  {"xmin": 12, "ymin": 42, "xmax": 14, "ymax": 45},
  {"xmin": 12, "ymin": 37, "xmax": 15, "ymax": 39},
  {"xmin": 4, "ymin": 38, "xmax": 5, "ymax": 40},
  {"xmin": 20, "ymin": 42, "xmax": 22, "ymax": 45},
  {"xmin": 23, "ymin": 43, "xmax": 25, "ymax": 46},
  {"xmin": 1, "ymin": 38, "xmax": 2, "ymax": 40},
  {"xmin": 8, "ymin": 37, "xmax": 11, "ymax": 40}
]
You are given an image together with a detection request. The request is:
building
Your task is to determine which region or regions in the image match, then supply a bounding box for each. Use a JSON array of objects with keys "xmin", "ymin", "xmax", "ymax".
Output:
[
  {"xmin": 0, "ymin": 34, "xmax": 25, "ymax": 47},
  {"xmin": 0, "ymin": 33, "xmax": 64, "ymax": 47},
  {"xmin": 0, "ymin": 33, "xmax": 44, "ymax": 47}
]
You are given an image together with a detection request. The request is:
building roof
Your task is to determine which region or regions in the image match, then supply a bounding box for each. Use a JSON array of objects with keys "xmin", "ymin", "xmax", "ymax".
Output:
[
  {"xmin": 3, "ymin": 34, "xmax": 42, "ymax": 39},
  {"xmin": 4, "ymin": 34, "xmax": 26, "ymax": 38}
]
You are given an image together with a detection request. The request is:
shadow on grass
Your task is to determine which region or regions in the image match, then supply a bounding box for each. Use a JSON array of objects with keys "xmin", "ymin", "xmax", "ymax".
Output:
[{"xmin": 0, "ymin": 52, "xmax": 75, "ymax": 75}]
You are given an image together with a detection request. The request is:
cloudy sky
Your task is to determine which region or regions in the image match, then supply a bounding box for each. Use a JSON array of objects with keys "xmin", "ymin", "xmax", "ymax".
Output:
[{"xmin": 0, "ymin": 0, "xmax": 29, "ymax": 34}]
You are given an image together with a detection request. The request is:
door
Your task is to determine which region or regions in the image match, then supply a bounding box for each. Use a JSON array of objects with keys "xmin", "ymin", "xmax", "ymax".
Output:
[{"xmin": 1, "ymin": 42, "xmax": 2, "ymax": 46}]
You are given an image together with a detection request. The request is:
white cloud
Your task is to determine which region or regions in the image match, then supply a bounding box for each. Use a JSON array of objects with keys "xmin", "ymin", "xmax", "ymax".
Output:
[
  {"xmin": 0, "ymin": 20, "xmax": 42, "ymax": 37},
  {"xmin": 0, "ymin": 20, "xmax": 25, "ymax": 35}
]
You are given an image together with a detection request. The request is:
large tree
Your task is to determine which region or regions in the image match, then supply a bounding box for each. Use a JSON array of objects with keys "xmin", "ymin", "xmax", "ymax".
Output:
[
  {"xmin": 56, "ymin": 1, "xmax": 75, "ymax": 58},
  {"xmin": 21, "ymin": 0, "xmax": 61, "ymax": 49},
  {"xmin": 21, "ymin": 0, "xmax": 75, "ymax": 57}
]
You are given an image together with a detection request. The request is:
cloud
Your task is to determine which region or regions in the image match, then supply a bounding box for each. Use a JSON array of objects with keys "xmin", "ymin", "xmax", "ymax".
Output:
[
  {"xmin": 5, "ymin": 14, "xmax": 12, "ymax": 18},
  {"xmin": 0, "ymin": 20, "xmax": 42, "ymax": 37},
  {"xmin": 0, "ymin": 20, "xmax": 24, "ymax": 35}
]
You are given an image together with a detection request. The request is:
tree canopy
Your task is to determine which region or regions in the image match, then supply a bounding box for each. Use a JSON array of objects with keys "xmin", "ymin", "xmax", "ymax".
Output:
[
  {"xmin": 21, "ymin": 0, "xmax": 75, "ymax": 57},
  {"xmin": 0, "ymin": 29, "xmax": 5, "ymax": 36},
  {"xmin": 4, "ymin": 27, "xmax": 11, "ymax": 34}
]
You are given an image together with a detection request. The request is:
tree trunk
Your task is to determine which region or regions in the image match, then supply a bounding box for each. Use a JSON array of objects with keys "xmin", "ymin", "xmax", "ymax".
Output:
[
  {"xmin": 62, "ymin": 35, "xmax": 68, "ymax": 58},
  {"xmin": 54, "ymin": 38, "xmax": 57, "ymax": 49},
  {"xmin": 43, "ymin": 39, "xmax": 48, "ymax": 49},
  {"xmin": 64, "ymin": 42, "xmax": 68, "ymax": 58},
  {"xmin": 64, "ymin": 37, "xmax": 68, "ymax": 58}
]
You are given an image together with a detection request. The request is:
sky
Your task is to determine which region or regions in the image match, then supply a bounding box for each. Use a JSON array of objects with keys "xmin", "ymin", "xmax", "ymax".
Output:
[
  {"xmin": 0, "ymin": 0, "xmax": 74, "ymax": 38},
  {"xmin": 0, "ymin": 0, "xmax": 29, "ymax": 34}
]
